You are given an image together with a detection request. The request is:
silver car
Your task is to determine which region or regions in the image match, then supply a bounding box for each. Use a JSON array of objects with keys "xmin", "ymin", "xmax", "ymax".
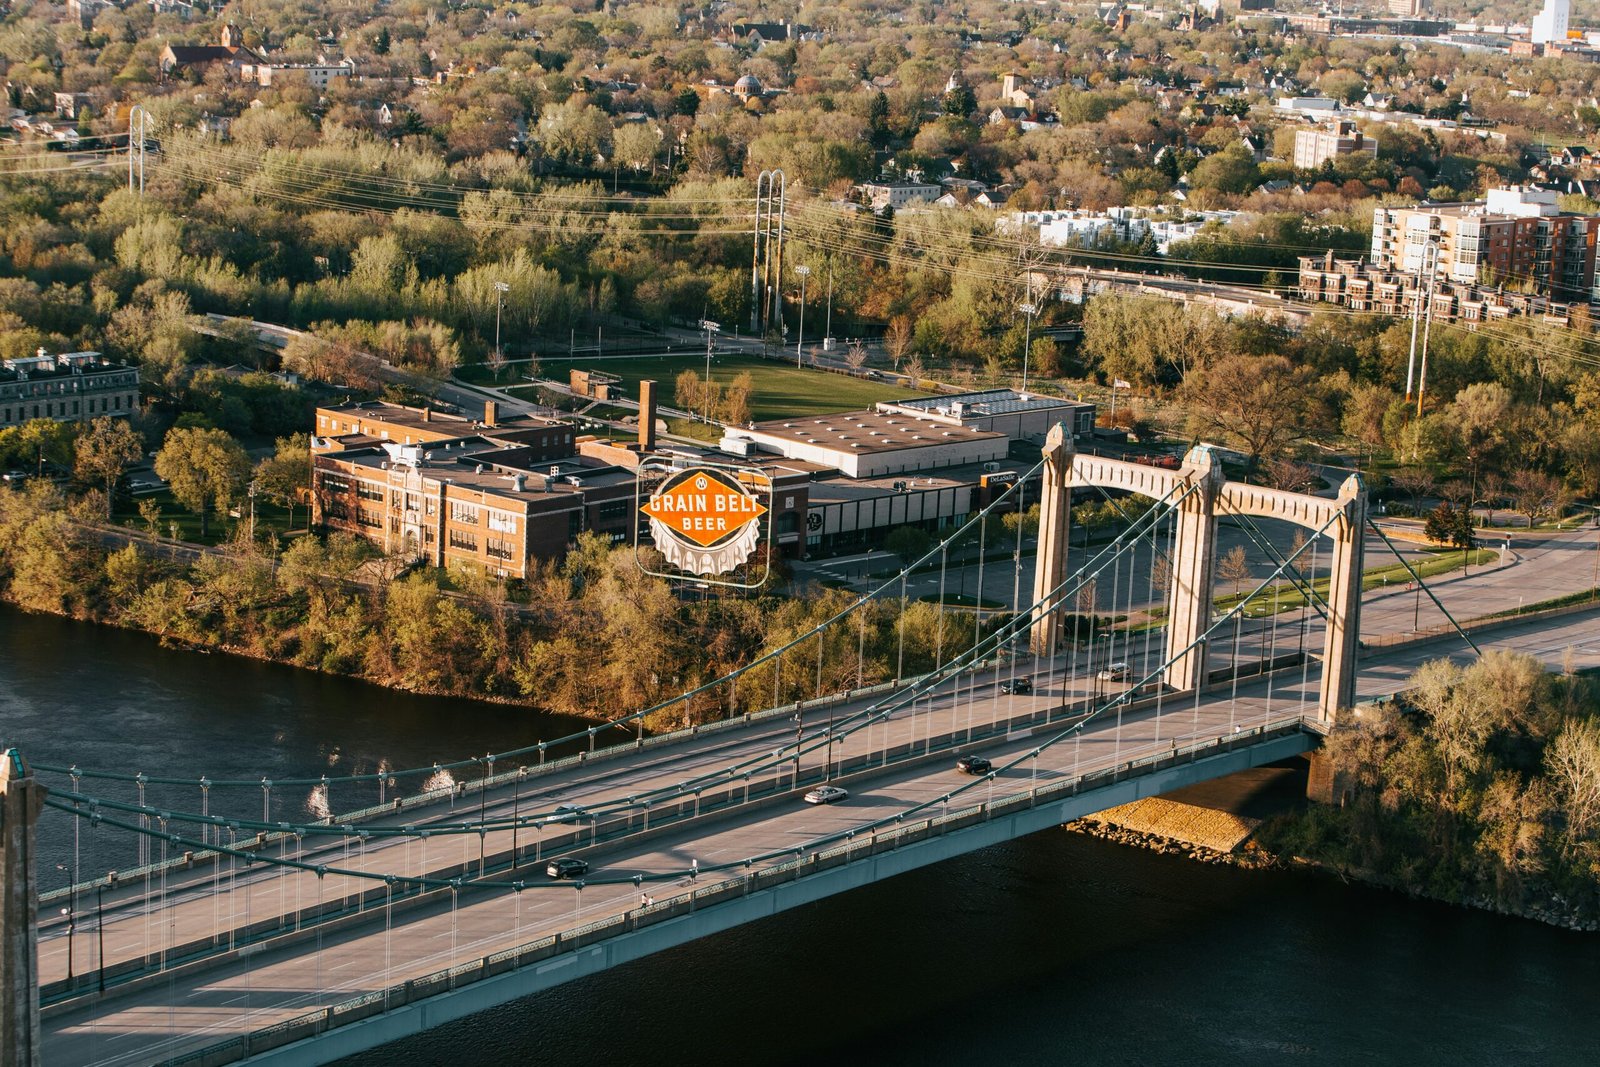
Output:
[{"xmin": 803, "ymin": 785, "xmax": 848, "ymax": 805}]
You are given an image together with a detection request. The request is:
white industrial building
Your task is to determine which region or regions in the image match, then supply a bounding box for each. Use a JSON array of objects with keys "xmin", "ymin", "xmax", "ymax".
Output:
[
  {"xmin": 876, "ymin": 389, "xmax": 1096, "ymax": 442},
  {"xmin": 721, "ymin": 410, "xmax": 1008, "ymax": 478}
]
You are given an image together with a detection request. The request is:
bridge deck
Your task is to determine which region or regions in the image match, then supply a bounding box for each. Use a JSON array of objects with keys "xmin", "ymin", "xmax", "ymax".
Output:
[{"xmin": 38, "ymin": 610, "xmax": 1600, "ymax": 1067}]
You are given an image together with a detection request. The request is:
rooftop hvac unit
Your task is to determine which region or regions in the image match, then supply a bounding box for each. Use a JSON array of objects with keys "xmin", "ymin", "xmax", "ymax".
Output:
[{"xmin": 983, "ymin": 461, "xmax": 1001, "ymax": 473}]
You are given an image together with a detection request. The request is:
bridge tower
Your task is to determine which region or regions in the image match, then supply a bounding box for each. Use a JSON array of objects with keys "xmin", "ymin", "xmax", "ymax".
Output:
[
  {"xmin": 1, "ymin": 748, "xmax": 46, "ymax": 1067},
  {"xmin": 1028, "ymin": 423, "xmax": 1073, "ymax": 656},
  {"xmin": 1318, "ymin": 474, "xmax": 1367, "ymax": 723},
  {"xmin": 1164, "ymin": 446, "xmax": 1225, "ymax": 693}
]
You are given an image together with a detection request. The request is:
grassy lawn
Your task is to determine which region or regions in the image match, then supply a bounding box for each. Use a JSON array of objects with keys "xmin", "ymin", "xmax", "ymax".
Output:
[
  {"xmin": 1215, "ymin": 547, "xmax": 1500, "ymax": 616},
  {"xmin": 918, "ymin": 593, "xmax": 1005, "ymax": 608},
  {"xmin": 111, "ymin": 487, "xmax": 305, "ymax": 547},
  {"xmin": 524, "ymin": 354, "xmax": 909, "ymax": 422}
]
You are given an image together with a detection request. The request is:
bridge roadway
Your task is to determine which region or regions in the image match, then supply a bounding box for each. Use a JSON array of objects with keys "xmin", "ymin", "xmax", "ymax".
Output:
[{"xmin": 38, "ymin": 609, "xmax": 1600, "ymax": 1067}]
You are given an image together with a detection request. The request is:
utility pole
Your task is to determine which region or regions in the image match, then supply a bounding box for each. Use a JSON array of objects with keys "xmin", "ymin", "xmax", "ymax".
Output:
[
  {"xmin": 127, "ymin": 105, "xmax": 148, "ymax": 195},
  {"xmin": 795, "ymin": 265, "xmax": 811, "ymax": 366},
  {"xmin": 2, "ymin": 748, "xmax": 46, "ymax": 1067},
  {"xmin": 493, "ymin": 280, "xmax": 509, "ymax": 365}
]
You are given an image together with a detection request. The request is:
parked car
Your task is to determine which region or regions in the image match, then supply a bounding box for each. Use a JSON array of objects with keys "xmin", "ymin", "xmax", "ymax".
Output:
[
  {"xmin": 1097, "ymin": 662, "xmax": 1130, "ymax": 682},
  {"xmin": 546, "ymin": 857, "xmax": 588, "ymax": 879},
  {"xmin": 1000, "ymin": 676, "xmax": 1033, "ymax": 695},
  {"xmin": 956, "ymin": 755, "xmax": 992, "ymax": 776},
  {"xmin": 803, "ymin": 785, "xmax": 849, "ymax": 805}
]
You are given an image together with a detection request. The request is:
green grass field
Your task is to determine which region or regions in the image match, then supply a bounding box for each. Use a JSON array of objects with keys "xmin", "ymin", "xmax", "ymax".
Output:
[
  {"xmin": 529, "ymin": 354, "xmax": 909, "ymax": 422},
  {"xmin": 112, "ymin": 487, "xmax": 303, "ymax": 547}
]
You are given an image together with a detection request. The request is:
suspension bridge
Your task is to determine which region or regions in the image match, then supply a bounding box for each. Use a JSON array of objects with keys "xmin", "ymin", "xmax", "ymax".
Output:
[{"xmin": 5, "ymin": 429, "xmax": 1599, "ymax": 1067}]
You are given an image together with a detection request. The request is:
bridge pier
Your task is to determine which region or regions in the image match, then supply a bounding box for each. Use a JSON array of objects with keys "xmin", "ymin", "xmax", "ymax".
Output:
[
  {"xmin": 1029, "ymin": 424, "xmax": 1073, "ymax": 657},
  {"xmin": 1164, "ymin": 447, "xmax": 1224, "ymax": 692},
  {"xmin": 1318, "ymin": 475, "xmax": 1367, "ymax": 723},
  {"xmin": 1, "ymin": 748, "xmax": 46, "ymax": 1067}
]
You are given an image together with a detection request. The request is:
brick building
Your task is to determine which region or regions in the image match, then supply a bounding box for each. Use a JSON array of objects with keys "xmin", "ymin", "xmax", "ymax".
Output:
[{"xmin": 1, "ymin": 350, "xmax": 139, "ymax": 431}]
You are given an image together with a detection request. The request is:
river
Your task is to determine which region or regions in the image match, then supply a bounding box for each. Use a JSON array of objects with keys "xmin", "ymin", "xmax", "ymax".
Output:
[{"xmin": 3, "ymin": 608, "xmax": 1596, "ymax": 1066}]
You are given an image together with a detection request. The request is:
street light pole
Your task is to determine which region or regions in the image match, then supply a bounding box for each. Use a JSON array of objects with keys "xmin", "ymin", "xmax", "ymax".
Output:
[
  {"xmin": 494, "ymin": 280, "xmax": 509, "ymax": 364},
  {"xmin": 1018, "ymin": 301, "xmax": 1037, "ymax": 393},
  {"xmin": 823, "ymin": 264, "xmax": 834, "ymax": 347},
  {"xmin": 795, "ymin": 265, "xmax": 811, "ymax": 366},
  {"xmin": 698, "ymin": 319, "xmax": 720, "ymax": 424}
]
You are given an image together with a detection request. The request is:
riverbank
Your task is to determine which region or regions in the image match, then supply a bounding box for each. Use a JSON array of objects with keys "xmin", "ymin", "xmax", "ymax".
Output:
[{"xmin": 1066, "ymin": 763, "xmax": 1600, "ymax": 934}]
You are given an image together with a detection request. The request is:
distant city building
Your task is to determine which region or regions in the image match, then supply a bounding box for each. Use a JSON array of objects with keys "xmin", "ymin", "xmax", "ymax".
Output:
[
  {"xmin": 0, "ymin": 350, "xmax": 139, "ymax": 431},
  {"xmin": 1292, "ymin": 121, "xmax": 1379, "ymax": 170},
  {"xmin": 1370, "ymin": 186, "xmax": 1600, "ymax": 302},
  {"xmin": 1298, "ymin": 251, "xmax": 1587, "ymax": 326},
  {"xmin": 1532, "ymin": 0, "xmax": 1571, "ymax": 45},
  {"xmin": 856, "ymin": 180, "xmax": 942, "ymax": 211},
  {"xmin": 1387, "ymin": 0, "xmax": 1429, "ymax": 16}
]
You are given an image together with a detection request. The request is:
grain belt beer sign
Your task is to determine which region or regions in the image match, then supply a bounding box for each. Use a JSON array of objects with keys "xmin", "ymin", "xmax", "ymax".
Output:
[{"xmin": 639, "ymin": 465, "xmax": 769, "ymax": 578}]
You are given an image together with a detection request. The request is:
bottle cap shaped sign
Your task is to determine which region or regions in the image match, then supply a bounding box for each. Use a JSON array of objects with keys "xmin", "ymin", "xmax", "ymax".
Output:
[{"xmin": 640, "ymin": 467, "xmax": 768, "ymax": 575}]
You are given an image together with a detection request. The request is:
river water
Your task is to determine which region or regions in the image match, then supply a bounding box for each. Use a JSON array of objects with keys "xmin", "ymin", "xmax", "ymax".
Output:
[{"xmin": 3, "ymin": 608, "xmax": 1597, "ymax": 1066}]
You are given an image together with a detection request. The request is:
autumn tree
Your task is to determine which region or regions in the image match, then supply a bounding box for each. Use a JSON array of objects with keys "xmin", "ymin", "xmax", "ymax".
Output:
[
  {"xmin": 74, "ymin": 417, "xmax": 145, "ymax": 517},
  {"xmin": 1181, "ymin": 354, "xmax": 1316, "ymax": 467}
]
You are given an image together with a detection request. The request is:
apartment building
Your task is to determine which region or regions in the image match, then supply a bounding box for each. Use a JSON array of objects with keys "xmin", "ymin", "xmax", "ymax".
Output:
[
  {"xmin": 1292, "ymin": 121, "xmax": 1379, "ymax": 171},
  {"xmin": 1370, "ymin": 186, "xmax": 1600, "ymax": 302},
  {"xmin": 1, "ymin": 350, "xmax": 139, "ymax": 430},
  {"xmin": 1297, "ymin": 252, "xmax": 1581, "ymax": 326}
]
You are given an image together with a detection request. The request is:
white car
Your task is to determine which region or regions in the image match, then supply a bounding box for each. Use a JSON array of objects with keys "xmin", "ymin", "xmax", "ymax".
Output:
[
  {"xmin": 1097, "ymin": 662, "xmax": 1131, "ymax": 682},
  {"xmin": 803, "ymin": 785, "xmax": 848, "ymax": 805}
]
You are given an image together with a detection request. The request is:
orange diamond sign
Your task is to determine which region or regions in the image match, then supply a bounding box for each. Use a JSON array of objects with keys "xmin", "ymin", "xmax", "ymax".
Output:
[{"xmin": 641, "ymin": 467, "xmax": 768, "ymax": 574}]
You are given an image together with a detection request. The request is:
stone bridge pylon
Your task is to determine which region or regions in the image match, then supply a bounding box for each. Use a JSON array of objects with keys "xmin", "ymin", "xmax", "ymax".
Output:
[{"xmin": 1029, "ymin": 425, "xmax": 1365, "ymax": 723}]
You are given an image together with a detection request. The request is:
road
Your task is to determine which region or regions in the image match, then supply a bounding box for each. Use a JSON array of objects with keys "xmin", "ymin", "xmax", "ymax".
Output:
[{"xmin": 37, "ymin": 607, "xmax": 1600, "ymax": 1067}]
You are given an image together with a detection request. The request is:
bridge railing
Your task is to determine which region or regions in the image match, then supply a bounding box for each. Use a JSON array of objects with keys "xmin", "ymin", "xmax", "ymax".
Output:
[{"xmin": 158, "ymin": 713, "xmax": 1310, "ymax": 1067}]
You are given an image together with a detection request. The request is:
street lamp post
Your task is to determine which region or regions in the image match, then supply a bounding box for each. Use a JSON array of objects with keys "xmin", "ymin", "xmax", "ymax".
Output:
[
  {"xmin": 1018, "ymin": 301, "xmax": 1037, "ymax": 393},
  {"xmin": 698, "ymin": 319, "xmax": 720, "ymax": 424},
  {"xmin": 61, "ymin": 905, "xmax": 74, "ymax": 984},
  {"xmin": 795, "ymin": 265, "xmax": 811, "ymax": 366},
  {"xmin": 493, "ymin": 280, "xmax": 510, "ymax": 365},
  {"xmin": 95, "ymin": 882, "xmax": 106, "ymax": 993}
]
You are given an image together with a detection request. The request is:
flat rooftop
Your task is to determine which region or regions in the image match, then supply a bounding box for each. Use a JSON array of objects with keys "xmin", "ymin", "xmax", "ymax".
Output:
[
  {"xmin": 741, "ymin": 410, "xmax": 1006, "ymax": 454},
  {"xmin": 880, "ymin": 389, "xmax": 1093, "ymax": 418},
  {"xmin": 317, "ymin": 401, "xmax": 567, "ymax": 436},
  {"xmin": 331, "ymin": 440, "xmax": 635, "ymax": 501}
]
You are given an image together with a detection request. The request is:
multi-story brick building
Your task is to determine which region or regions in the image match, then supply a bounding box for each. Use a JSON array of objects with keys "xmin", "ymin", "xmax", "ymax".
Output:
[
  {"xmin": 1370, "ymin": 186, "xmax": 1600, "ymax": 303},
  {"xmin": 0, "ymin": 350, "xmax": 139, "ymax": 431}
]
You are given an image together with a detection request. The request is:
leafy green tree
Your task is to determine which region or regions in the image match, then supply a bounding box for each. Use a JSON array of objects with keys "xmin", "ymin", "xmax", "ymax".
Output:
[
  {"xmin": 254, "ymin": 434, "xmax": 311, "ymax": 531},
  {"xmin": 0, "ymin": 418, "xmax": 79, "ymax": 478},
  {"xmin": 153, "ymin": 426, "xmax": 251, "ymax": 537}
]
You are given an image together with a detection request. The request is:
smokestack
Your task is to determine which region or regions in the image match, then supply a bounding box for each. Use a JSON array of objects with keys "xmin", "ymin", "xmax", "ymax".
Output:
[
  {"xmin": 421, "ymin": 407, "xmax": 432, "ymax": 422},
  {"xmin": 638, "ymin": 379, "xmax": 658, "ymax": 451},
  {"xmin": 484, "ymin": 400, "xmax": 498, "ymax": 428}
]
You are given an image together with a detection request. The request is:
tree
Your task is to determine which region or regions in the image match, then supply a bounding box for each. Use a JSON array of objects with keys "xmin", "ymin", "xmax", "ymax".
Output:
[
  {"xmin": 1510, "ymin": 469, "xmax": 1565, "ymax": 528},
  {"xmin": 844, "ymin": 340, "xmax": 868, "ymax": 372},
  {"xmin": 254, "ymin": 434, "xmax": 311, "ymax": 531},
  {"xmin": 885, "ymin": 315, "xmax": 913, "ymax": 370},
  {"xmin": 1424, "ymin": 502, "xmax": 1474, "ymax": 550},
  {"xmin": 1218, "ymin": 544, "xmax": 1251, "ymax": 597},
  {"xmin": 1182, "ymin": 354, "xmax": 1314, "ymax": 467},
  {"xmin": 0, "ymin": 418, "xmax": 78, "ymax": 478},
  {"xmin": 613, "ymin": 122, "xmax": 664, "ymax": 176},
  {"xmin": 153, "ymin": 427, "xmax": 251, "ymax": 537},
  {"xmin": 884, "ymin": 525, "xmax": 932, "ymax": 567},
  {"xmin": 1393, "ymin": 466, "xmax": 1436, "ymax": 514},
  {"xmin": 940, "ymin": 83, "xmax": 977, "ymax": 118},
  {"xmin": 74, "ymin": 417, "xmax": 144, "ymax": 518},
  {"xmin": 1547, "ymin": 718, "xmax": 1600, "ymax": 847}
]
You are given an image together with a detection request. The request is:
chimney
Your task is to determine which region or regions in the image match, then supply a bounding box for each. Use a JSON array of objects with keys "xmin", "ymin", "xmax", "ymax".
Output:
[
  {"xmin": 638, "ymin": 379, "xmax": 658, "ymax": 451},
  {"xmin": 484, "ymin": 400, "xmax": 498, "ymax": 428},
  {"xmin": 421, "ymin": 407, "xmax": 432, "ymax": 422}
]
